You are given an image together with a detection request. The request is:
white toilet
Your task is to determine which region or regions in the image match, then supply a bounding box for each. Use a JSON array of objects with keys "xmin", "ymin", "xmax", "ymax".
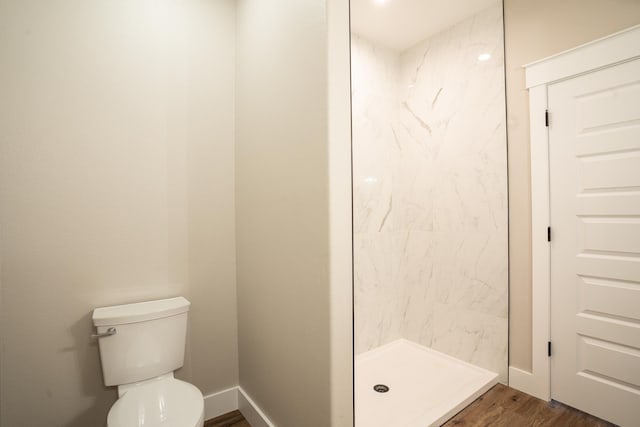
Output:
[{"xmin": 92, "ymin": 297, "xmax": 205, "ymax": 427}]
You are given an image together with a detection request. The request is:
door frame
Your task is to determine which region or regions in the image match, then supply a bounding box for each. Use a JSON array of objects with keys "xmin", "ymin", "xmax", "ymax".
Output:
[{"xmin": 509, "ymin": 24, "xmax": 640, "ymax": 401}]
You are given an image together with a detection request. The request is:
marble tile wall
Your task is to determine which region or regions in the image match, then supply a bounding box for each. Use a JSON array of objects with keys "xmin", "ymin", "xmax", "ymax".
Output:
[
  {"xmin": 352, "ymin": 34, "xmax": 402, "ymax": 353},
  {"xmin": 352, "ymin": 3, "xmax": 508, "ymax": 381}
]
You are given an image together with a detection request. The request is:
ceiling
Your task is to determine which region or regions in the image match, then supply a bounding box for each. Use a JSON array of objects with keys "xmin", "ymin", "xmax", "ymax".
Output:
[{"xmin": 350, "ymin": 0, "xmax": 499, "ymax": 51}]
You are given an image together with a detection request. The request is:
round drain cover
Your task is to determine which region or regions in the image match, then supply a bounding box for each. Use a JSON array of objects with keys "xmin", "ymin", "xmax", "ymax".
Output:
[{"xmin": 373, "ymin": 384, "xmax": 389, "ymax": 393}]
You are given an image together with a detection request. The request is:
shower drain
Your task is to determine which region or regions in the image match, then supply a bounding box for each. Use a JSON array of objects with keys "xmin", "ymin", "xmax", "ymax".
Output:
[{"xmin": 373, "ymin": 384, "xmax": 389, "ymax": 393}]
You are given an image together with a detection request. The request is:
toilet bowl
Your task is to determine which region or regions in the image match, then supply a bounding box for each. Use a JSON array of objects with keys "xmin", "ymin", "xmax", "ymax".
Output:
[
  {"xmin": 92, "ymin": 297, "xmax": 204, "ymax": 427},
  {"xmin": 107, "ymin": 374, "xmax": 204, "ymax": 427}
]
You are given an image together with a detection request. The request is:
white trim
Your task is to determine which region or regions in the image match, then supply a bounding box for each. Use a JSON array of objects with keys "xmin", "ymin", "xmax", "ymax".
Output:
[
  {"xmin": 327, "ymin": 0, "xmax": 355, "ymax": 425},
  {"xmin": 203, "ymin": 387, "xmax": 239, "ymax": 421},
  {"xmin": 525, "ymin": 25, "xmax": 640, "ymax": 88},
  {"xmin": 526, "ymin": 84, "xmax": 551, "ymax": 402},
  {"xmin": 508, "ymin": 366, "xmax": 547, "ymax": 401},
  {"xmin": 203, "ymin": 386, "xmax": 275, "ymax": 426},
  {"xmin": 524, "ymin": 24, "xmax": 640, "ymax": 403},
  {"xmin": 238, "ymin": 387, "xmax": 276, "ymax": 427}
]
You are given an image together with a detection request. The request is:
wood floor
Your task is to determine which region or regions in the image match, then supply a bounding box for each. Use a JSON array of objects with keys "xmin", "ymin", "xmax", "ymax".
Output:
[
  {"xmin": 204, "ymin": 410, "xmax": 251, "ymax": 427},
  {"xmin": 204, "ymin": 384, "xmax": 615, "ymax": 426},
  {"xmin": 442, "ymin": 384, "xmax": 615, "ymax": 427}
]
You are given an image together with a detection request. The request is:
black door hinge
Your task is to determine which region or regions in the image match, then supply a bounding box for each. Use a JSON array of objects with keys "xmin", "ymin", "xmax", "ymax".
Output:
[
  {"xmin": 547, "ymin": 227, "xmax": 551, "ymax": 242},
  {"xmin": 545, "ymin": 110, "xmax": 549, "ymax": 127},
  {"xmin": 548, "ymin": 341, "xmax": 552, "ymax": 357}
]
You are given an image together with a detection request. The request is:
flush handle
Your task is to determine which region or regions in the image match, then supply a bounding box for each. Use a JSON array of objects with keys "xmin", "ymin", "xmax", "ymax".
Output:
[{"xmin": 92, "ymin": 327, "xmax": 117, "ymax": 339}]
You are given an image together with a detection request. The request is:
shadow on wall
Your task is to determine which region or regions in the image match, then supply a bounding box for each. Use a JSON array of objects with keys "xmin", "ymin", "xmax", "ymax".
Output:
[{"xmin": 63, "ymin": 312, "xmax": 117, "ymax": 427}]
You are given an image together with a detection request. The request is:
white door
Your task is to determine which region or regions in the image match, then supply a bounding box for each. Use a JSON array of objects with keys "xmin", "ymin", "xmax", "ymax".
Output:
[{"xmin": 549, "ymin": 57, "xmax": 640, "ymax": 427}]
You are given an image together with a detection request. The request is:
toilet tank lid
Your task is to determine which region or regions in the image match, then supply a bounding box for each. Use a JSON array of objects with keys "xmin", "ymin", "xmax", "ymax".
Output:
[{"xmin": 92, "ymin": 297, "xmax": 190, "ymax": 326}]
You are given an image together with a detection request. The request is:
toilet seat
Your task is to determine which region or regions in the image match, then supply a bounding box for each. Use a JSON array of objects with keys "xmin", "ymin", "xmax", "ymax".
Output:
[{"xmin": 107, "ymin": 377, "xmax": 204, "ymax": 427}]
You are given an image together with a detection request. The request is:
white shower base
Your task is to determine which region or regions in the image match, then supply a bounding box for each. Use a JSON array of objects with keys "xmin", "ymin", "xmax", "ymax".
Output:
[{"xmin": 355, "ymin": 339, "xmax": 498, "ymax": 427}]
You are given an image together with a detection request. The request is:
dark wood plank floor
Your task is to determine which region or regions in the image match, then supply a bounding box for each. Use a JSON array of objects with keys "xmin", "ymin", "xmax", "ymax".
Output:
[
  {"xmin": 205, "ymin": 384, "xmax": 616, "ymax": 426},
  {"xmin": 205, "ymin": 409, "xmax": 251, "ymax": 427},
  {"xmin": 443, "ymin": 384, "xmax": 615, "ymax": 427}
]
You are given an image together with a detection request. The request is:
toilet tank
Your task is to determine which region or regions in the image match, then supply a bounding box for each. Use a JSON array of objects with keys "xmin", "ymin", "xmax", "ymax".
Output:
[{"xmin": 92, "ymin": 297, "xmax": 190, "ymax": 387}]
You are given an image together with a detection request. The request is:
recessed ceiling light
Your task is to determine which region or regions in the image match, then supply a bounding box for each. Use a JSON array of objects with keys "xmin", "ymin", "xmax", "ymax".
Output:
[
  {"xmin": 478, "ymin": 53, "xmax": 491, "ymax": 61},
  {"xmin": 374, "ymin": 0, "xmax": 388, "ymax": 5}
]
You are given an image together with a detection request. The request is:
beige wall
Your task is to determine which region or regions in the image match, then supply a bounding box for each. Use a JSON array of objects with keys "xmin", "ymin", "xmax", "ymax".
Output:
[
  {"xmin": 504, "ymin": 0, "xmax": 640, "ymax": 371},
  {"xmin": 235, "ymin": 0, "xmax": 343, "ymax": 425},
  {"xmin": 0, "ymin": 1, "xmax": 238, "ymax": 426}
]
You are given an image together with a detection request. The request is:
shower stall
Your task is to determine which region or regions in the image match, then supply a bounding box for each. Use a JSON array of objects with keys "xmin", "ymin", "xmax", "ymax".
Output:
[{"xmin": 350, "ymin": 1, "xmax": 509, "ymax": 425}]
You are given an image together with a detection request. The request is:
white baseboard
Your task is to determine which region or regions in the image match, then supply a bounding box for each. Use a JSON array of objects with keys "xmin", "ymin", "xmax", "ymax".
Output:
[
  {"xmin": 508, "ymin": 366, "xmax": 532, "ymax": 394},
  {"xmin": 203, "ymin": 386, "xmax": 275, "ymax": 427},
  {"xmin": 203, "ymin": 386, "xmax": 239, "ymax": 420},
  {"xmin": 238, "ymin": 387, "xmax": 275, "ymax": 427},
  {"xmin": 508, "ymin": 366, "xmax": 549, "ymax": 401}
]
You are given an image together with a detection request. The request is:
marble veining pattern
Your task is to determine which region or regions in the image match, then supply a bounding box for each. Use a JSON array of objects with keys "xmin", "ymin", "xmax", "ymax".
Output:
[{"xmin": 352, "ymin": 3, "xmax": 508, "ymax": 381}]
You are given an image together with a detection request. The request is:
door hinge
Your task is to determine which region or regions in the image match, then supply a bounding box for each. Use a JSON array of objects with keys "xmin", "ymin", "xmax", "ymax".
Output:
[
  {"xmin": 547, "ymin": 226, "xmax": 551, "ymax": 242},
  {"xmin": 545, "ymin": 110, "xmax": 549, "ymax": 127},
  {"xmin": 548, "ymin": 341, "xmax": 552, "ymax": 357}
]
